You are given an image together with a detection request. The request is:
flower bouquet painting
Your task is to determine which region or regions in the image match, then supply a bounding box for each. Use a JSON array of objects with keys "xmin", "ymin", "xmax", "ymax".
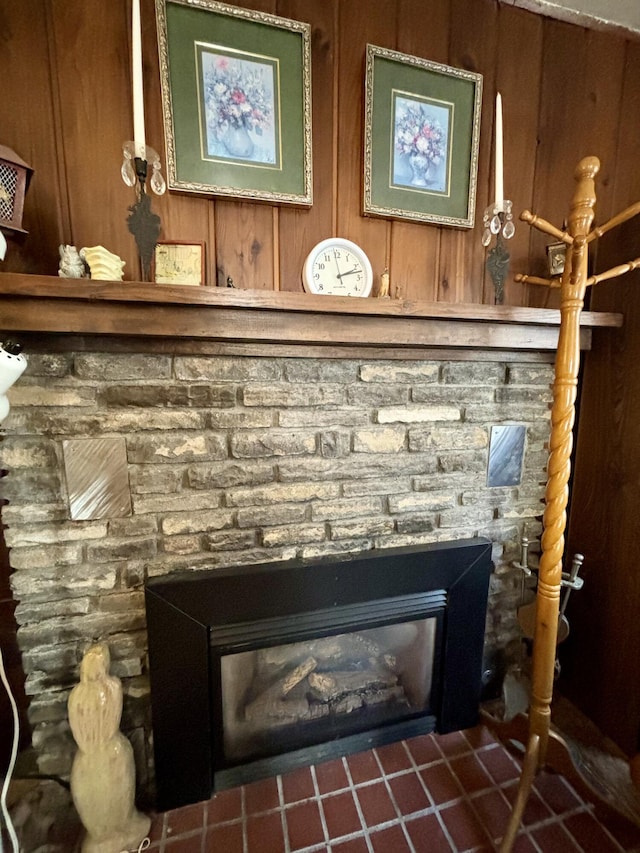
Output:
[
  {"xmin": 392, "ymin": 96, "xmax": 450, "ymax": 193},
  {"xmin": 364, "ymin": 45, "xmax": 481, "ymax": 226},
  {"xmin": 201, "ymin": 50, "xmax": 278, "ymax": 166},
  {"xmin": 157, "ymin": 0, "xmax": 311, "ymax": 204}
]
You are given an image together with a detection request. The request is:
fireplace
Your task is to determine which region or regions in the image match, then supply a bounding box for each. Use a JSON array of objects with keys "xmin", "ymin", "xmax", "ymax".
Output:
[{"xmin": 145, "ymin": 537, "xmax": 492, "ymax": 811}]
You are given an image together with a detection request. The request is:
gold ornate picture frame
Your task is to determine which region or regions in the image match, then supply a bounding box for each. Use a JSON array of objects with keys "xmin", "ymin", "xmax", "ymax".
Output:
[
  {"xmin": 155, "ymin": 0, "xmax": 312, "ymax": 206},
  {"xmin": 364, "ymin": 45, "xmax": 482, "ymax": 228}
]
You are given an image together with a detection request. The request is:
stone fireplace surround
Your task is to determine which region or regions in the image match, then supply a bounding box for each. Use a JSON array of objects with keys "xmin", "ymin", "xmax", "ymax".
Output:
[{"xmin": 1, "ymin": 277, "xmax": 616, "ymax": 803}]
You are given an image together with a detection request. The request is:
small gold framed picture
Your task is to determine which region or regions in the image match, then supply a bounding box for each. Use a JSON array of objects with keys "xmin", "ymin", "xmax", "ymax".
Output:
[
  {"xmin": 546, "ymin": 241, "xmax": 566, "ymax": 277},
  {"xmin": 153, "ymin": 241, "xmax": 205, "ymax": 286}
]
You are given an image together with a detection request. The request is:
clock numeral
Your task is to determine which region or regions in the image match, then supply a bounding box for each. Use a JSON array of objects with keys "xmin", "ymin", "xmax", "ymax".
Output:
[
  {"xmin": 317, "ymin": 262, "xmax": 325, "ymax": 270},
  {"xmin": 323, "ymin": 253, "xmax": 331, "ymax": 262}
]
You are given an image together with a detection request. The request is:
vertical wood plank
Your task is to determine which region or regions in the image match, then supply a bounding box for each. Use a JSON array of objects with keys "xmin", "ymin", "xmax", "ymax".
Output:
[
  {"xmin": 529, "ymin": 21, "xmax": 584, "ymax": 307},
  {"xmin": 608, "ymin": 41, "xmax": 640, "ymax": 211},
  {"xmin": 577, "ymin": 29, "xmax": 627, "ymax": 228},
  {"xmin": 440, "ymin": 0, "xmax": 497, "ymax": 304},
  {"xmin": 277, "ymin": 0, "xmax": 336, "ymax": 293},
  {"xmin": 0, "ymin": 0, "xmax": 67, "ymax": 275},
  {"xmin": 0, "ymin": 2, "xmax": 55, "ymax": 752},
  {"xmin": 528, "ymin": 20, "xmax": 584, "ymax": 308},
  {"xmin": 528, "ymin": 20, "xmax": 625, "ymax": 307},
  {"xmin": 144, "ymin": 0, "xmax": 215, "ymax": 285},
  {"xmin": 565, "ymin": 270, "xmax": 640, "ymax": 756},
  {"xmin": 48, "ymin": 0, "xmax": 143, "ymax": 271},
  {"xmin": 492, "ymin": 5, "xmax": 543, "ymax": 306},
  {"xmin": 392, "ymin": 0, "xmax": 451, "ymax": 303},
  {"xmin": 215, "ymin": 200, "xmax": 274, "ymax": 289},
  {"xmin": 563, "ymin": 40, "xmax": 640, "ymax": 757},
  {"xmin": 336, "ymin": 0, "xmax": 394, "ymax": 289}
]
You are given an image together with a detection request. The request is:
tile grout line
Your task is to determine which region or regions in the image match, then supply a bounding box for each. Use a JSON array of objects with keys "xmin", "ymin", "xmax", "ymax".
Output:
[
  {"xmin": 469, "ymin": 731, "xmax": 630, "ymax": 853},
  {"xmin": 533, "ymin": 777, "xmax": 630, "ymax": 852},
  {"xmin": 415, "ymin": 733, "xmax": 476, "ymax": 852},
  {"xmin": 485, "ymin": 733, "xmax": 606, "ymax": 844},
  {"xmin": 241, "ymin": 783, "xmax": 249, "ymax": 853},
  {"xmin": 200, "ymin": 799, "xmax": 208, "ymax": 853},
  {"xmin": 538, "ymin": 803, "xmax": 628, "ymax": 853},
  {"xmin": 523, "ymin": 830, "xmax": 545, "ymax": 853},
  {"xmin": 373, "ymin": 740, "xmax": 421, "ymax": 853},
  {"xmin": 552, "ymin": 821, "xmax": 596, "ymax": 851},
  {"xmin": 276, "ymin": 774, "xmax": 292, "ymax": 853},
  {"xmin": 342, "ymin": 752, "xmax": 375, "ymax": 853},
  {"xmin": 310, "ymin": 763, "xmax": 332, "ymax": 850},
  {"xmin": 496, "ymin": 760, "xmax": 629, "ymax": 852},
  {"xmin": 446, "ymin": 735, "xmax": 519, "ymax": 851},
  {"xmin": 160, "ymin": 811, "xmax": 167, "ymax": 852},
  {"xmin": 459, "ymin": 729, "xmax": 556, "ymax": 850}
]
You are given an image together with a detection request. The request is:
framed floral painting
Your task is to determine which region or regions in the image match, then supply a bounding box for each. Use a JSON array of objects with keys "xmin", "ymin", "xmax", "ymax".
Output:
[
  {"xmin": 363, "ymin": 45, "xmax": 483, "ymax": 228},
  {"xmin": 155, "ymin": 0, "xmax": 312, "ymax": 205}
]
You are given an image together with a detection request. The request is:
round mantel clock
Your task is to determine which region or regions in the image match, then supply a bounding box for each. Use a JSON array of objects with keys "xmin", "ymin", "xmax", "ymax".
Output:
[{"xmin": 302, "ymin": 238, "xmax": 373, "ymax": 297}]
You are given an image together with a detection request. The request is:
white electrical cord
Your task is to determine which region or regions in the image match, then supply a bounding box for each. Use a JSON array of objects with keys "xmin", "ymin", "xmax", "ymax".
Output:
[
  {"xmin": 0, "ymin": 645, "xmax": 20, "ymax": 853},
  {"xmin": 120, "ymin": 840, "xmax": 150, "ymax": 853},
  {"xmin": 0, "ymin": 342, "xmax": 28, "ymax": 853}
]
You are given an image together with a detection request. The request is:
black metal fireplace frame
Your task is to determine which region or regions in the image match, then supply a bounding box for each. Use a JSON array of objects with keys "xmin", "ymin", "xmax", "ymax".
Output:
[{"xmin": 146, "ymin": 537, "xmax": 492, "ymax": 810}]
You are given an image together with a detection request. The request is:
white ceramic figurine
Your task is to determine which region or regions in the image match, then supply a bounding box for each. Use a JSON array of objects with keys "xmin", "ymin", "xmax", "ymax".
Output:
[{"xmin": 58, "ymin": 244, "xmax": 87, "ymax": 278}]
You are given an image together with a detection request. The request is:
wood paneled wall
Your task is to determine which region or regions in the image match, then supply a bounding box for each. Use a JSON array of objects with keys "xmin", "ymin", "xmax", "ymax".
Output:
[
  {"xmin": 2, "ymin": 0, "xmax": 640, "ymax": 306},
  {"xmin": 561, "ymin": 37, "xmax": 640, "ymax": 754},
  {"xmin": 563, "ymin": 244, "xmax": 640, "ymax": 759}
]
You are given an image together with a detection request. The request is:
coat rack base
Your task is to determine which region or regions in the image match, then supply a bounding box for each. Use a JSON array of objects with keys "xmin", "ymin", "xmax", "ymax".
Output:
[{"xmin": 480, "ymin": 708, "xmax": 640, "ymax": 846}]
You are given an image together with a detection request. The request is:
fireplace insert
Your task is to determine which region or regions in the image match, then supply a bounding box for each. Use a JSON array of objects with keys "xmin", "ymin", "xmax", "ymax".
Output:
[{"xmin": 146, "ymin": 537, "xmax": 492, "ymax": 810}]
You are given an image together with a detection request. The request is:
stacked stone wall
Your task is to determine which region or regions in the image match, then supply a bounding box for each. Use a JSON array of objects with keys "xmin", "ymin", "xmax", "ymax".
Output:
[{"xmin": 0, "ymin": 349, "xmax": 553, "ymax": 792}]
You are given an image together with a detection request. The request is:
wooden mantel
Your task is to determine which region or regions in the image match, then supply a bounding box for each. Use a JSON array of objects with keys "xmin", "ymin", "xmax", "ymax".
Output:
[{"xmin": 0, "ymin": 273, "xmax": 623, "ymax": 355}]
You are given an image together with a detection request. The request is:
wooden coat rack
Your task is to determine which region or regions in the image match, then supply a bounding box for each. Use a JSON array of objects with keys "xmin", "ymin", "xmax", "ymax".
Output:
[{"xmin": 493, "ymin": 156, "xmax": 640, "ymax": 850}]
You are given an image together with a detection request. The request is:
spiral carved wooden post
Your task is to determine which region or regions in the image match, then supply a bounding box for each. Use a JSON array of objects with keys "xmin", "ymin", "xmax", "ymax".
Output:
[
  {"xmin": 528, "ymin": 156, "xmax": 597, "ymax": 761},
  {"xmin": 499, "ymin": 157, "xmax": 597, "ymax": 852}
]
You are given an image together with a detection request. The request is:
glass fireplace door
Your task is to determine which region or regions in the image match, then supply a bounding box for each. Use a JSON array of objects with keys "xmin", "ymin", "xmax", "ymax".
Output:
[{"xmin": 219, "ymin": 609, "xmax": 442, "ymax": 766}]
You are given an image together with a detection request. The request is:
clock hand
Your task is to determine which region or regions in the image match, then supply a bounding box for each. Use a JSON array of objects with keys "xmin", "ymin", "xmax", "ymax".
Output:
[
  {"xmin": 332, "ymin": 249, "xmax": 343, "ymax": 282},
  {"xmin": 337, "ymin": 267, "xmax": 362, "ymax": 278}
]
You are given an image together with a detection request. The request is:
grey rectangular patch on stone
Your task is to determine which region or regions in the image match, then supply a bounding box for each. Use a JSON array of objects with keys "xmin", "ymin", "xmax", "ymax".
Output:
[
  {"xmin": 63, "ymin": 438, "xmax": 132, "ymax": 520},
  {"xmin": 486, "ymin": 425, "xmax": 526, "ymax": 487}
]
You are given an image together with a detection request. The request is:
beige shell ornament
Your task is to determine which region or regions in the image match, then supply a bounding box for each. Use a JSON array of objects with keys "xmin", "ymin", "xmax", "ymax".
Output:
[{"xmin": 80, "ymin": 245, "xmax": 125, "ymax": 281}]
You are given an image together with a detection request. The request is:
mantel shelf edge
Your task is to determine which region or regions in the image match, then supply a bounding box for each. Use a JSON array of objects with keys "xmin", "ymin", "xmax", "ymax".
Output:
[{"xmin": 0, "ymin": 273, "xmax": 623, "ymax": 353}]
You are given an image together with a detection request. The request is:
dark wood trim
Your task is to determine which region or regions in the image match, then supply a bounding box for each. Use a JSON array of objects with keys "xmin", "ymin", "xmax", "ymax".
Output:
[
  {"xmin": 14, "ymin": 333, "xmax": 558, "ymax": 362},
  {"xmin": 0, "ymin": 273, "xmax": 622, "ymax": 353}
]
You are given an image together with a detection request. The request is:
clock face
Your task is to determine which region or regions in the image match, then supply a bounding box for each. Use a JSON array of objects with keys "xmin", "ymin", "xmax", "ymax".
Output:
[{"xmin": 302, "ymin": 238, "xmax": 373, "ymax": 297}]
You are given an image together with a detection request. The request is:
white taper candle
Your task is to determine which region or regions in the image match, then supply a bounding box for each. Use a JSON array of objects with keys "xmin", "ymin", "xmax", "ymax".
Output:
[
  {"xmin": 494, "ymin": 92, "xmax": 504, "ymax": 210},
  {"xmin": 132, "ymin": 0, "xmax": 146, "ymax": 159}
]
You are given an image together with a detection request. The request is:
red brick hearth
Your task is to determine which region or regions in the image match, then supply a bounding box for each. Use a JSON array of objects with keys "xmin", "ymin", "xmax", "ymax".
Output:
[{"xmin": 12, "ymin": 724, "xmax": 638, "ymax": 851}]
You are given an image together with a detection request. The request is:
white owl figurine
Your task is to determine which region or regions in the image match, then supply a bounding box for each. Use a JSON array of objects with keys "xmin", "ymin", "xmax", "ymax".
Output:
[{"xmin": 58, "ymin": 244, "xmax": 87, "ymax": 278}]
